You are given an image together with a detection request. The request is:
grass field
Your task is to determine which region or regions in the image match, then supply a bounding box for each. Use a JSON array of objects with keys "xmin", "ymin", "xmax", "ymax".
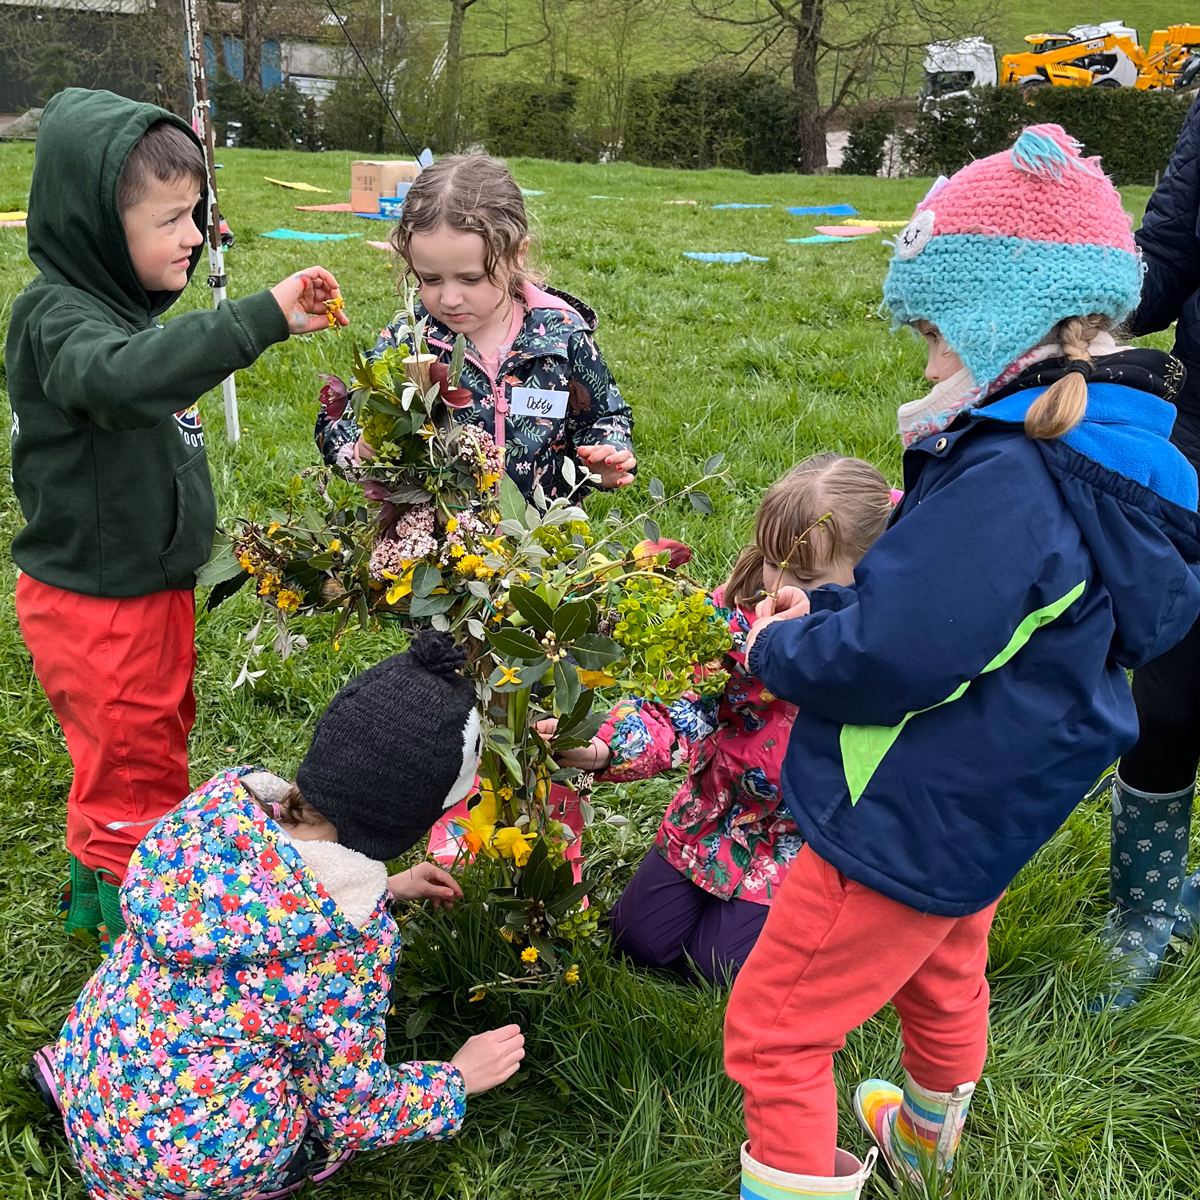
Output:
[{"xmin": 1, "ymin": 146, "xmax": 1197, "ymax": 1200}]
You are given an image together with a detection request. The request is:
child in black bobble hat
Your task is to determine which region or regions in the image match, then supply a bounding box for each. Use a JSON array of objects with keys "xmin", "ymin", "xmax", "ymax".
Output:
[
  {"xmin": 43, "ymin": 630, "xmax": 521, "ymax": 1200},
  {"xmin": 298, "ymin": 630, "xmax": 484, "ymax": 860}
]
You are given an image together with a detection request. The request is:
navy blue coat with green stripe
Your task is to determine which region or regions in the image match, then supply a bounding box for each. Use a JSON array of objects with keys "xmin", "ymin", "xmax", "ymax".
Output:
[{"xmin": 747, "ymin": 377, "xmax": 1200, "ymax": 916}]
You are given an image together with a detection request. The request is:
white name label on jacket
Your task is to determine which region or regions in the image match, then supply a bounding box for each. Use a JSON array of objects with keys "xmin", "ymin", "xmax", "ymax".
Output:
[{"xmin": 510, "ymin": 387, "xmax": 568, "ymax": 419}]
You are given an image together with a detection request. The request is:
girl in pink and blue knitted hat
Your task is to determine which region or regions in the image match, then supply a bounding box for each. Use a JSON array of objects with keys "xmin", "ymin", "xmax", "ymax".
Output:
[{"xmin": 723, "ymin": 125, "xmax": 1200, "ymax": 1200}]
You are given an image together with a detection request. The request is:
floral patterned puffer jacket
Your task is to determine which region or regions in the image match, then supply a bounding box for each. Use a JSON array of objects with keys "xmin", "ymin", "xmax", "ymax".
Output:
[
  {"xmin": 57, "ymin": 768, "xmax": 465, "ymax": 1200},
  {"xmin": 596, "ymin": 590, "xmax": 803, "ymax": 904}
]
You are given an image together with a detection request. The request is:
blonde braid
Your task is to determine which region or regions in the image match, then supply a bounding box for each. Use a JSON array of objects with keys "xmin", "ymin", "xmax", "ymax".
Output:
[{"xmin": 1024, "ymin": 314, "xmax": 1111, "ymax": 440}]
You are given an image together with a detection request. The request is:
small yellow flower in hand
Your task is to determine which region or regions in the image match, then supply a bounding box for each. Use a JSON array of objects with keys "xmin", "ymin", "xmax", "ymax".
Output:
[{"xmin": 521, "ymin": 946, "xmax": 539, "ymax": 964}]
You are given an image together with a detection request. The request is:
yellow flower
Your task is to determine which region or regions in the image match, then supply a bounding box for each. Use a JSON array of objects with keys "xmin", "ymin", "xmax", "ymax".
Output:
[
  {"xmin": 493, "ymin": 826, "xmax": 536, "ymax": 866},
  {"xmin": 460, "ymin": 785, "xmax": 499, "ymax": 856},
  {"xmin": 521, "ymin": 946, "xmax": 539, "ymax": 964},
  {"xmin": 267, "ymin": 522, "xmax": 280, "ymax": 537},
  {"xmin": 564, "ymin": 964, "xmax": 580, "ymax": 986},
  {"xmin": 445, "ymin": 517, "xmax": 458, "ymax": 533},
  {"xmin": 276, "ymin": 589, "xmax": 301, "ymax": 613},
  {"xmin": 517, "ymin": 571, "xmax": 531, "ymax": 583},
  {"xmin": 469, "ymin": 988, "xmax": 486, "ymax": 1002},
  {"xmin": 481, "ymin": 472, "xmax": 501, "ymax": 489},
  {"xmin": 496, "ymin": 664, "xmax": 522, "ymax": 686},
  {"xmin": 498, "ymin": 785, "xmax": 514, "ymax": 801},
  {"xmin": 577, "ymin": 669, "xmax": 617, "ymax": 689},
  {"xmin": 450, "ymin": 543, "xmax": 465, "ymax": 558},
  {"xmin": 237, "ymin": 551, "xmax": 256, "ymax": 575},
  {"xmin": 481, "ymin": 536, "xmax": 506, "ymax": 555},
  {"xmin": 328, "ymin": 539, "xmax": 341, "ymax": 553},
  {"xmin": 382, "ymin": 565, "xmax": 415, "ymax": 604},
  {"xmin": 455, "ymin": 554, "xmax": 487, "ymax": 577}
]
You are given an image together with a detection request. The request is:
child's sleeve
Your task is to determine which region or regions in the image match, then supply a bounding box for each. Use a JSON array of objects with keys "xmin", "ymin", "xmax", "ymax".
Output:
[
  {"xmin": 34, "ymin": 292, "xmax": 288, "ymax": 430},
  {"xmin": 298, "ymin": 956, "xmax": 466, "ymax": 1148},
  {"xmin": 596, "ymin": 694, "xmax": 719, "ymax": 781},
  {"xmin": 565, "ymin": 330, "xmax": 634, "ymax": 460},
  {"xmin": 746, "ymin": 445, "xmax": 1088, "ymax": 729}
]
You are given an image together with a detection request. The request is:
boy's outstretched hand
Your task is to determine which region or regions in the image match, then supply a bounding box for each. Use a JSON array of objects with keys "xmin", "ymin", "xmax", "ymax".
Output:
[
  {"xmin": 387, "ymin": 862, "xmax": 463, "ymax": 908},
  {"xmin": 534, "ymin": 718, "xmax": 611, "ymax": 771},
  {"xmin": 271, "ymin": 266, "xmax": 349, "ymax": 334},
  {"xmin": 452, "ymin": 1024, "xmax": 525, "ymax": 1094},
  {"xmin": 744, "ymin": 586, "xmax": 810, "ymax": 659},
  {"xmin": 576, "ymin": 444, "xmax": 636, "ymax": 488}
]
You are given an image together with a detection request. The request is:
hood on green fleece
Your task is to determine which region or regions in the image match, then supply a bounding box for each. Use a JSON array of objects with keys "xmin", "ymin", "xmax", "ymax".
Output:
[
  {"xmin": 28, "ymin": 87, "xmax": 207, "ymax": 326},
  {"xmin": 121, "ymin": 770, "xmax": 355, "ymax": 968}
]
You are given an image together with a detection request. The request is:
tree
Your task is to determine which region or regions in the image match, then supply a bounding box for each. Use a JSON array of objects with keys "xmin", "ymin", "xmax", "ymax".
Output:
[{"xmin": 693, "ymin": 0, "xmax": 997, "ymax": 173}]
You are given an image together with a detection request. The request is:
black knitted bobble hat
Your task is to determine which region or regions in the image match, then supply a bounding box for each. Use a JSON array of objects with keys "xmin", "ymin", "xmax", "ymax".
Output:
[{"xmin": 296, "ymin": 631, "xmax": 482, "ymax": 861}]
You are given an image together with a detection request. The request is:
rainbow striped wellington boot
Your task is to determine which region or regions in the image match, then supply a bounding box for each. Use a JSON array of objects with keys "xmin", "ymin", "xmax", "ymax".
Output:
[
  {"xmin": 739, "ymin": 1142, "xmax": 877, "ymax": 1200},
  {"xmin": 853, "ymin": 1074, "xmax": 973, "ymax": 1187}
]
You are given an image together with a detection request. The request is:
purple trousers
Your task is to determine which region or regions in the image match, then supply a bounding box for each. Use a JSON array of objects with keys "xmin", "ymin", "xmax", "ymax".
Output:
[{"xmin": 608, "ymin": 848, "xmax": 770, "ymax": 984}]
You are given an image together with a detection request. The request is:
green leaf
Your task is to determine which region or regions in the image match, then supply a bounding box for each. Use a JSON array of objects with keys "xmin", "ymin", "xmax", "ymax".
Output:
[
  {"xmin": 487, "ymin": 628, "xmax": 545, "ymax": 660},
  {"xmin": 559, "ymin": 687, "xmax": 594, "ymax": 735},
  {"xmin": 205, "ymin": 570, "xmax": 250, "ymax": 612},
  {"xmin": 547, "ymin": 879, "xmax": 591, "ymax": 917},
  {"xmin": 411, "ymin": 563, "xmax": 442, "ymax": 598},
  {"xmin": 408, "ymin": 593, "xmax": 456, "ymax": 617},
  {"xmin": 649, "ymin": 477, "xmax": 665, "ymax": 500},
  {"xmin": 689, "ymin": 489, "xmax": 714, "ymax": 514},
  {"xmin": 405, "ymin": 1004, "xmax": 434, "ymax": 1039},
  {"xmin": 449, "ymin": 332, "xmax": 467, "ymax": 387},
  {"xmin": 552, "ymin": 600, "xmax": 592, "ymax": 644},
  {"xmin": 509, "ymin": 585, "xmax": 555, "ymax": 631},
  {"xmin": 553, "ymin": 660, "xmax": 581, "ymax": 718},
  {"xmin": 196, "ymin": 533, "xmax": 244, "ymax": 587},
  {"xmin": 572, "ymin": 632, "xmax": 623, "ymax": 670},
  {"xmin": 499, "ymin": 475, "xmax": 527, "ymax": 526},
  {"xmin": 642, "ymin": 517, "xmax": 661, "ymax": 542},
  {"xmin": 520, "ymin": 838, "xmax": 557, "ymax": 902},
  {"xmin": 20, "ymin": 1126, "xmax": 48, "ymax": 1176},
  {"xmin": 705, "ymin": 452, "xmax": 725, "ymax": 474},
  {"xmin": 528, "ymin": 930, "xmax": 558, "ymax": 966}
]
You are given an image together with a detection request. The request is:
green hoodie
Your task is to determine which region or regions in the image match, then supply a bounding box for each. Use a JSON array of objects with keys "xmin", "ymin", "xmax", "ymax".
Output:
[{"xmin": 6, "ymin": 88, "xmax": 289, "ymax": 597}]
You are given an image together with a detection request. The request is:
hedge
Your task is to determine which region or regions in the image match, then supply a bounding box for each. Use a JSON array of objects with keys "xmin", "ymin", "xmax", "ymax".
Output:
[
  {"xmin": 483, "ymin": 78, "xmax": 587, "ymax": 162},
  {"xmin": 623, "ymin": 69, "xmax": 798, "ymax": 174},
  {"xmin": 905, "ymin": 86, "xmax": 1194, "ymax": 185}
]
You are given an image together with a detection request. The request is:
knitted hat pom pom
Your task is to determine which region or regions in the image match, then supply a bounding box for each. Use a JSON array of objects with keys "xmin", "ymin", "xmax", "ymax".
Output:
[
  {"xmin": 408, "ymin": 629, "xmax": 468, "ymax": 678},
  {"xmin": 1009, "ymin": 124, "xmax": 1104, "ymax": 184}
]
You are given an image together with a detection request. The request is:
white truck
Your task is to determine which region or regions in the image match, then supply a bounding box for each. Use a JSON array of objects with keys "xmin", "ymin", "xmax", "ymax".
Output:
[{"xmin": 921, "ymin": 38, "xmax": 998, "ymax": 100}]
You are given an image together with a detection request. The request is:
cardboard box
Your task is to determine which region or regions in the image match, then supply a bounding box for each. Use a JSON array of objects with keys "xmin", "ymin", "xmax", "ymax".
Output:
[{"xmin": 350, "ymin": 160, "xmax": 421, "ymax": 213}]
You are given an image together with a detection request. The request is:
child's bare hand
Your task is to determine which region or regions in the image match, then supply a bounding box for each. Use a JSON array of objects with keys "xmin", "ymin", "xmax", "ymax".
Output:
[
  {"xmin": 534, "ymin": 719, "xmax": 611, "ymax": 771},
  {"xmin": 745, "ymin": 587, "xmax": 810, "ymax": 657},
  {"xmin": 388, "ymin": 862, "xmax": 463, "ymax": 908},
  {"xmin": 451, "ymin": 1024, "xmax": 525, "ymax": 1094},
  {"xmin": 576, "ymin": 444, "xmax": 635, "ymax": 488},
  {"xmin": 271, "ymin": 266, "xmax": 349, "ymax": 335}
]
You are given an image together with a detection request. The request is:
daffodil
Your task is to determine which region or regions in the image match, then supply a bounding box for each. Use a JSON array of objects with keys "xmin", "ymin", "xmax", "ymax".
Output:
[
  {"xmin": 521, "ymin": 946, "xmax": 539, "ymax": 964},
  {"xmin": 496, "ymin": 664, "xmax": 522, "ymax": 686},
  {"xmin": 382, "ymin": 564, "xmax": 416, "ymax": 604},
  {"xmin": 457, "ymin": 787, "xmax": 498, "ymax": 856},
  {"xmin": 493, "ymin": 826, "xmax": 536, "ymax": 866},
  {"xmin": 577, "ymin": 669, "xmax": 617, "ymax": 689}
]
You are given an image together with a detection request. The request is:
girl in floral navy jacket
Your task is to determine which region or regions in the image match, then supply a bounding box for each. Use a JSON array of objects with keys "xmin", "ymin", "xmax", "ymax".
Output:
[
  {"xmin": 316, "ymin": 153, "xmax": 635, "ymax": 501},
  {"xmin": 38, "ymin": 634, "xmax": 524, "ymax": 1200},
  {"xmin": 545, "ymin": 455, "xmax": 893, "ymax": 984}
]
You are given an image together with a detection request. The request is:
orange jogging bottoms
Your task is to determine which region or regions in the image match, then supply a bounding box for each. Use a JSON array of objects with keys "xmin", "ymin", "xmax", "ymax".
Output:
[
  {"xmin": 16, "ymin": 574, "xmax": 196, "ymax": 882},
  {"xmin": 724, "ymin": 844, "xmax": 997, "ymax": 1176}
]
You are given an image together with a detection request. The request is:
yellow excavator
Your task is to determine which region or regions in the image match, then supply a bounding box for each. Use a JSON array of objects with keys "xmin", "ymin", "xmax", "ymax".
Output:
[{"xmin": 1000, "ymin": 22, "xmax": 1200, "ymax": 94}]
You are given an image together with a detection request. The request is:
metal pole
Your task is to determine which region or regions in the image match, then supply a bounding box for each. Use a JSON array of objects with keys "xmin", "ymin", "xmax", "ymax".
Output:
[{"xmin": 183, "ymin": 0, "xmax": 240, "ymax": 443}]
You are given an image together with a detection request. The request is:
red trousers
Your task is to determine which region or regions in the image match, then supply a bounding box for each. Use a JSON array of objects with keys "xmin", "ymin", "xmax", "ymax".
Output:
[
  {"xmin": 724, "ymin": 845, "xmax": 996, "ymax": 1176},
  {"xmin": 16, "ymin": 574, "xmax": 196, "ymax": 882}
]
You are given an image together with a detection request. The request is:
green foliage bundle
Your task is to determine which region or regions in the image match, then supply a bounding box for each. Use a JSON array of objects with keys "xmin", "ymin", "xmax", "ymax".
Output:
[
  {"xmin": 839, "ymin": 109, "xmax": 898, "ymax": 177},
  {"xmin": 483, "ymin": 77, "xmax": 588, "ymax": 162},
  {"xmin": 212, "ymin": 77, "xmax": 319, "ymax": 151},
  {"xmin": 623, "ymin": 69, "xmax": 799, "ymax": 174},
  {"xmin": 905, "ymin": 86, "xmax": 1193, "ymax": 185}
]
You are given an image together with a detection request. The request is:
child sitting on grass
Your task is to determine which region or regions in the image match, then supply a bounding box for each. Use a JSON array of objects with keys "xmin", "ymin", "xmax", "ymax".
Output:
[
  {"xmin": 724, "ymin": 126, "xmax": 1200, "ymax": 1200},
  {"xmin": 541, "ymin": 454, "xmax": 893, "ymax": 984},
  {"xmin": 33, "ymin": 633, "xmax": 524, "ymax": 1200},
  {"xmin": 316, "ymin": 153, "xmax": 635, "ymax": 499}
]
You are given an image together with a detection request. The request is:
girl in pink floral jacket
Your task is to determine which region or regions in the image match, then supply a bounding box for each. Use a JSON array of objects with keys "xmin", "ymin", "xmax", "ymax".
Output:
[
  {"xmin": 40, "ymin": 634, "xmax": 526, "ymax": 1200},
  {"xmin": 554, "ymin": 455, "xmax": 895, "ymax": 983}
]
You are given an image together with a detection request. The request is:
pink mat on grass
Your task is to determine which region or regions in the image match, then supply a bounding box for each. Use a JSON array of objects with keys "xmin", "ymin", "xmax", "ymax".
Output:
[{"xmin": 813, "ymin": 224, "xmax": 879, "ymax": 237}]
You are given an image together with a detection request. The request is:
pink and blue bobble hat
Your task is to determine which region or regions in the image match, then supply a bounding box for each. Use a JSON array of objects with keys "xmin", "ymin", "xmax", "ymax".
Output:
[{"xmin": 882, "ymin": 124, "xmax": 1142, "ymax": 387}]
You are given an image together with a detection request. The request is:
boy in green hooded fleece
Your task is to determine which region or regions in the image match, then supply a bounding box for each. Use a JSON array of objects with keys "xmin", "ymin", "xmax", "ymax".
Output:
[{"xmin": 6, "ymin": 87, "xmax": 349, "ymax": 946}]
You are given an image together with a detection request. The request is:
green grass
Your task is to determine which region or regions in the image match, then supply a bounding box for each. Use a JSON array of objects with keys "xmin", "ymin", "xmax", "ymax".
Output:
[{"xmin": 0, "ymin": 146, "xmax": 1193, "ymax": 1199}]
